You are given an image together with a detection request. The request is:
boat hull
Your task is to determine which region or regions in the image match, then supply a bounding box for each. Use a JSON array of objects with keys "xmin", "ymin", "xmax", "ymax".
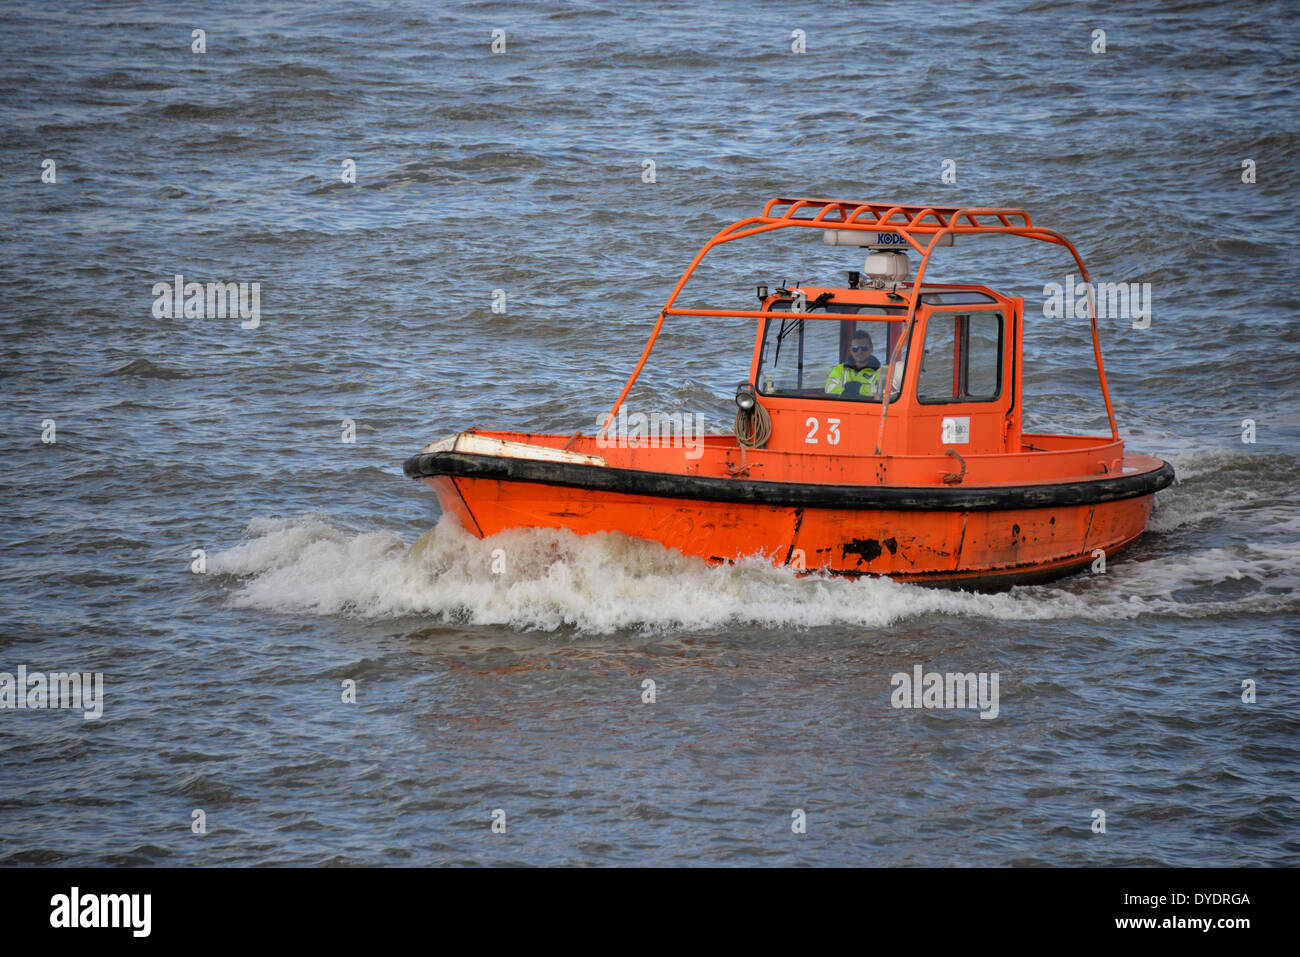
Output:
[{"xmin": 408, "ymin": 452, "xmax": 1172, "ymax": 587}]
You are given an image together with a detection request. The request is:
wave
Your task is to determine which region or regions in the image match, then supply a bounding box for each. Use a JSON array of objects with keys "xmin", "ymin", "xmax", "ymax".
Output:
[{"xmin": 108, "ymin": 358, "xmax": 189, "ymax": 379}]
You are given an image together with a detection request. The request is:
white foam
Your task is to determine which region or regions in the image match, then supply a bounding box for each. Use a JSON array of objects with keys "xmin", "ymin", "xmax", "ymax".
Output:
[{"xmin": 207, "ymin": 506, "xmax": 1299, "ymax": 634}]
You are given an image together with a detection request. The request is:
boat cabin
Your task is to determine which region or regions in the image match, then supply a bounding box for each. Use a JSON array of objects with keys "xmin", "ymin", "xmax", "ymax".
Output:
[
  {"xmin": 590, "ymin": 197, "xmax": 1127, "ymax": 486},
  {"xmin": 752, "ymin": 280, "xmax": 1021, "ymax": 458}
]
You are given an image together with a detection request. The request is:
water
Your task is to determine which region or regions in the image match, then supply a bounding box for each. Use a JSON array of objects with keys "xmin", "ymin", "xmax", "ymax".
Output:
[{"xmin": 1, "ymin": 0, "xmax": 1297, "ymax": 866}]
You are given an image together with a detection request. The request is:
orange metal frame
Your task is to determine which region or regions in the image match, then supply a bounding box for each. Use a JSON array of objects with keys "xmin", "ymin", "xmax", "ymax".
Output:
[{"xmin": 603, "ymin": 197, "xmax": 1118, "ymax": 443}]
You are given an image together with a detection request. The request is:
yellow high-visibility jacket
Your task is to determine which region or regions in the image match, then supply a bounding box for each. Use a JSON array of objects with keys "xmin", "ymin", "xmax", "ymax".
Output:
[{"xmin": 825, "ymin": 363, "xmax": 881, "ymax": 396}]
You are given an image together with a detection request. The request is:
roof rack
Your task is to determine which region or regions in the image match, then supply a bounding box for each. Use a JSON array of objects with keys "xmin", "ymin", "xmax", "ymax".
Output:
[{"xmin": 760, "ymin": 197, "xmax": 1034, "ymax": 233}]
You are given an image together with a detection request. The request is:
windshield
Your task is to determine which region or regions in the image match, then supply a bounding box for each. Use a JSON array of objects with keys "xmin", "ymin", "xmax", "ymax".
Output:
[{"xmin": 756, "ymin": 303, "xmax": 908, "ymax": 402}]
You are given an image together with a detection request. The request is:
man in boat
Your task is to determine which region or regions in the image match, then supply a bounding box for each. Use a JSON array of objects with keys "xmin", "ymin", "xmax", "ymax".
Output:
[{"xmin": 825, "ymin": 331, "xmax": 882, "ymax": 397}]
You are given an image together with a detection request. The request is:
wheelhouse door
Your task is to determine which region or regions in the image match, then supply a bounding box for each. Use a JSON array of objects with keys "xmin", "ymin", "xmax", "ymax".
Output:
[{"xmin": 906, "ymin": 306, "xmax": 1011, "ymax": 455}]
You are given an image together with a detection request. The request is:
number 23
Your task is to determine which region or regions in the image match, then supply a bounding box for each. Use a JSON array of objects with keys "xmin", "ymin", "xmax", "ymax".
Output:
[{"xmin": 805, "ymin": 417, "xmax": 840, "ymax": 445}]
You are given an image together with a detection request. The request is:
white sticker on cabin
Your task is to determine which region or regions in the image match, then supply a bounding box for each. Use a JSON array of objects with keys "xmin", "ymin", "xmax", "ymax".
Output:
[{"xmin": 941, "ymin": 417, "xmax": 970, "ymax": 445}]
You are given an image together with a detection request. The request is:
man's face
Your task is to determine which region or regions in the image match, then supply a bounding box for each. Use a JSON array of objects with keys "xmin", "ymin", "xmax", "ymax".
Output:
[{"xmin": 849, "ymin": 337, "xmax": 873, "ymax": 363}]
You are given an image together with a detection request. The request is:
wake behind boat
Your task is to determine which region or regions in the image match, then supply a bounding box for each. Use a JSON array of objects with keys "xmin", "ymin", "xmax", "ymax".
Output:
[{"xmin": 404, "ymin": 197, "xmax": 1173, "ymax": 587}]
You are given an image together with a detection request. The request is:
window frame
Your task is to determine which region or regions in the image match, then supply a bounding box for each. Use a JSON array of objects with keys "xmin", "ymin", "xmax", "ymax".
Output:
[
  {"xmin": 914, "ymin": 307, "xmax": 1006, "ymax": 406},
  {"xmin": 755, "ymin": 302, "xmax": 910, "ymax": 404}
]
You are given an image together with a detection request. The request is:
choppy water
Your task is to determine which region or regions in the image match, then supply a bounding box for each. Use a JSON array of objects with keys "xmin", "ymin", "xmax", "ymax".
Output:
[{"xmin": 1, "ymin": 0, "xmax": 1298, "ymax": 866}]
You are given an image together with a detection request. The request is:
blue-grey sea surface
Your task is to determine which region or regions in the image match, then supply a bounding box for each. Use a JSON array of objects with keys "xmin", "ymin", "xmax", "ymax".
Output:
[{"xmin": 0, "ymin": 0, "xmax": 1297, "ymax": 865}]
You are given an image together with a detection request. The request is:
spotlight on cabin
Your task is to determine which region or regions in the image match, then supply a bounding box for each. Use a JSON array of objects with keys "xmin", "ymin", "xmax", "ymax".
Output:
[
  {"xmin": 735, "ymin": 382, "xmax": 756, "ymax": 410},
  {"xmin": 756, "ymin": 284, "xmax": 768, "ymax": 302}
]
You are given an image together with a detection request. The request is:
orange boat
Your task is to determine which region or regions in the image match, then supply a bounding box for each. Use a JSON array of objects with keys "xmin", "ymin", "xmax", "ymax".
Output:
[{"xmin": 404, "ymin": 197, "xmax": 1173, "ymax": 587}]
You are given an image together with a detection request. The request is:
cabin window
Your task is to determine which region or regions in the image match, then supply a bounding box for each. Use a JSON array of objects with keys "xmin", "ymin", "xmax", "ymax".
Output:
[
  {"xmin": 756, "ymin": 304, "xmax": 907, "ymax": 402},
  {"xmin": 916, "ymin": 311, "xmax": 1003, "ymax": 403}
]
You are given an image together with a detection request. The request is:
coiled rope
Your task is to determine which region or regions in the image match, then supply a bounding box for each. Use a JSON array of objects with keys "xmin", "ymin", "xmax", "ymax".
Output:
[{"xmin": 734, "ymin": 400, "xmax": 772, "ymax": 449}]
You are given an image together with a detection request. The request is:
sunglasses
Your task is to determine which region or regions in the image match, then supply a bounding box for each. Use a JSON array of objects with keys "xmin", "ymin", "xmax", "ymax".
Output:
[{"xmin": 850, "ymin": 345, "xmax": 873, "ymax": 352}]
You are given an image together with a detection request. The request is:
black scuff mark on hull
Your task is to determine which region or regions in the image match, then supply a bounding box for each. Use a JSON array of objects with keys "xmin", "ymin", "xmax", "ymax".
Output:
[
  {"xmin": 891, "ymin": 536, "xmax": 919, "ymax": 566},
  {"xmin": 447, "ymin": 477, "xmax": 486, "ymax": 538},
  {"xmin": 842, "ymin": 538, "xmax": 883, "ymax": 565},
  {"xmin": 783, "ymin": 508, "xmax": 806, "ymax": 566}
]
